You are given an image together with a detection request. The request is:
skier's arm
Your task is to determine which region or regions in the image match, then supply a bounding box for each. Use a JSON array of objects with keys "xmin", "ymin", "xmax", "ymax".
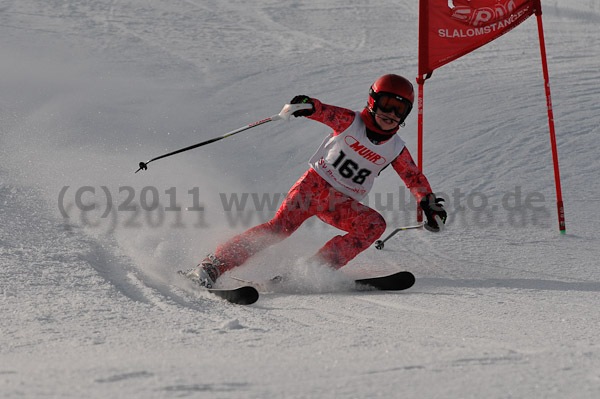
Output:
[
  {"xmin": 290, "ymin": 95, "xmax": 355, "ymax": 135},
  {"xmin": 391, "ymin": 147, "xmax": 432, "ymax": 203},
  {"xmin": 393, "ymin": 148, "xmax": 447, "ymax": 232}
]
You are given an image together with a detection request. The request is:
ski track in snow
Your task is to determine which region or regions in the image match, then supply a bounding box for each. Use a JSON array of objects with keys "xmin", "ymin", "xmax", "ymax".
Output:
[{"xmin": 2, "ymin": 0, "xmax": 600, "ymax": 398}]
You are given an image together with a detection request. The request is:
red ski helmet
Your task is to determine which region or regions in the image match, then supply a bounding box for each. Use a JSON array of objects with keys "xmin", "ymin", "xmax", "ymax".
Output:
[{"xmin": 367, "ymin": 74, "xmax": 414, "ymax": 128}]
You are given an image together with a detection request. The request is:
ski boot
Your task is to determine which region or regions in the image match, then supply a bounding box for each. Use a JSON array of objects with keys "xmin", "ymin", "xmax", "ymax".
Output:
[{"xmin": 183, "ymin": 254, "xmax": 222, "ymax": 289}]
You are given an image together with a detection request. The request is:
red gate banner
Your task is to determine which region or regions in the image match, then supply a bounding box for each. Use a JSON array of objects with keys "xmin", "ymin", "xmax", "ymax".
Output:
[{"xmin": 419, "ymin": 0, "xmax": 537, "ymax": 76}]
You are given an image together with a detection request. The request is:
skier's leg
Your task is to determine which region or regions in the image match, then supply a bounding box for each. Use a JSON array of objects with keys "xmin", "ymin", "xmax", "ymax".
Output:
[
  {"xmin": 313, "ymin": 191, "xmax": 386, "ymax": 269},
  {"xmin": 213, "ymin": 169, "xmax": 322, "ymax": 273}
]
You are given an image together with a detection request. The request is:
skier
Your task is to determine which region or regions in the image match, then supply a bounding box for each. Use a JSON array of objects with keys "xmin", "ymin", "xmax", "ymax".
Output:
[{"xmin": 185, "ymin": 74, "xmax": 447, "ymax": 288}]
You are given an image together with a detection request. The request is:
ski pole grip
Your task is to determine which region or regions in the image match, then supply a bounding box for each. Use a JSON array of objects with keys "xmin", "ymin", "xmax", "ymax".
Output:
[{"xmin": 277, "ymin": 103, "xmax": 313, "ymax": 121}]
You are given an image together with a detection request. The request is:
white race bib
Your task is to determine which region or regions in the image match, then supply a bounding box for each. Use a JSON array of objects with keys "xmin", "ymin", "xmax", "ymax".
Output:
[{"xmin": 309, "ymin": 115, "xmax": 405, "ymax": 200}]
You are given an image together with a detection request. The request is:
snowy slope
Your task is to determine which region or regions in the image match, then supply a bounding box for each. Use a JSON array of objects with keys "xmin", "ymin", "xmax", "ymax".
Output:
[{"xmin": 1, "ymin": 0, "xmax": 600, "ymax": 398}]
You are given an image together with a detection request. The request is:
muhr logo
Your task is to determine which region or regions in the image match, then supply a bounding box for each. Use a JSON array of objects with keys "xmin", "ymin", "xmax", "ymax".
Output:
[
  {"xmin": 344, "ymin": 136, "xmax": 387, "ymax": 165},
  {"xmin": 448, "ymin": 0, "xmax": 518, "ymax": 27}
]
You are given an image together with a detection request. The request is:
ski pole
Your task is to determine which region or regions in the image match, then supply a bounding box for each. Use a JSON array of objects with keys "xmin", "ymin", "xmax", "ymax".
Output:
[
  {"xmin": 135, "ymin": 103, "xmax": 313, "ymax": 173},
  {"xmin": 374, "ymin": 223, "xmax": 425, "ymax": 250}
]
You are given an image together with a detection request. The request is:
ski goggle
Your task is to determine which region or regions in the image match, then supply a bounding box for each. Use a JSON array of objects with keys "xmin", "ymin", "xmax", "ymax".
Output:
[{"xmin": 376, "ymin": 95, "xmax": 412, "ymax": 118}]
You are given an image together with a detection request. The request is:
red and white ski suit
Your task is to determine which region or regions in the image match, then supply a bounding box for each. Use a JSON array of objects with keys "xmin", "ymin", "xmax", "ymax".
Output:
[{"xmin": 213, "ymin": 100, "xmax": 432, "ymax": 274}]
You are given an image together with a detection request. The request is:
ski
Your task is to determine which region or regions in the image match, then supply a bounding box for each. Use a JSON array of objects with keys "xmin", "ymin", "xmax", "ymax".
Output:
[
  {"xmin": 354, "ymin": 271, "xmax": 415, "ymax": 291},
  {"xmin": 231, "ymin": 271, "xmax": 415, "ymax": 292},
  {"xmin": 203, "ymin": 286, "xmax": 259, "ymax": 305},
  {"xmin": 177, "ymin": 271, "xmax": 259, "ymax": 305},
  {"xmin": 230, "ymin": 275, "xmax": 283, "ymax": 293}
]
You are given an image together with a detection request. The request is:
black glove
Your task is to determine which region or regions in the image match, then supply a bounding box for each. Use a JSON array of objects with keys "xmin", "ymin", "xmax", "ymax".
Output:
[
  {"xmin": 420, "ymin": 193, "xmax": 447, "ymax": 232},
  {"xmin": 290, "ymin": 95, "xmax": 315, "ymax": 117}
]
